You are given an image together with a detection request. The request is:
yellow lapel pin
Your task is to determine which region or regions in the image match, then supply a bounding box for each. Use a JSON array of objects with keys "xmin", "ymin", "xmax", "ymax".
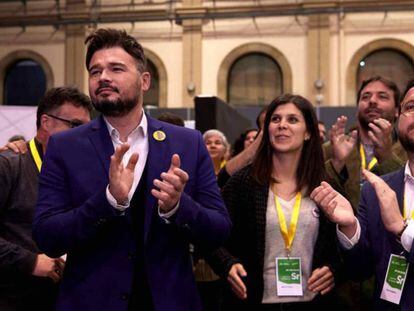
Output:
[{"xmin": 153, "ymin": 130, "xmax": 166, "ymax": 141}]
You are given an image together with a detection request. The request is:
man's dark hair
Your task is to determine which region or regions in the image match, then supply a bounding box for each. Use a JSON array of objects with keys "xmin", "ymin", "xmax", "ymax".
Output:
[
  {"xmin": 357, "ymin": 76, "xmax": 400, "ymax": 107},
  {"xmin": 157, "ymin": 112, "xmax": 185, "ymax": 127},
  {"xmin": 85, "ymin": 28, "xmax": 147, "ymax": 72},
  {"xmin": 36, "ymin": 87, "xmax": 92, "ymax": 129},
  {"xmin": 8, "ymin": 135, "xmax": 26, "ymax": 142},
  {"xmin": 251, "ymin": 94, "xmax": 325, "ymax": 196},
  {"xmin": 400, "ymin": 79, "xmax": 414, "ymax": 114}
]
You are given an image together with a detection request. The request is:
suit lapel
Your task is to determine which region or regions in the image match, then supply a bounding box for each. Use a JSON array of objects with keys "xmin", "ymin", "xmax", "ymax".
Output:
[
  {"xmin": 144, "ymin": 116, "xmax": 169, "ymax": 243},
  {"xmin": 392, "ymin": 168, "xmax": 406, "ymax": 217},
  {"xmin": 87, "ymin": 116, "xmax": 114, "ymax": 177},
  {"xmin": 386, "ymin": 168, "xmax": 405, "ymax": 251}
]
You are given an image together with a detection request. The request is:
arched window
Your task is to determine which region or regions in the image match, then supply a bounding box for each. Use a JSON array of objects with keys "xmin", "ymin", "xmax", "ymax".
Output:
[
  {"xmin": 4, "ymin": 59, "xmax": 46, "ymax": 106},
  {"xmin": 227, "ymin": 53, "xmax": 283, "ymax": 106},
  {"xmin": 357, "ymin": 49, "xmax": 414, "ymax": 95},
  {"xmin": 144, "ymin": 59, "xmax": 159, "ymax": 107}
]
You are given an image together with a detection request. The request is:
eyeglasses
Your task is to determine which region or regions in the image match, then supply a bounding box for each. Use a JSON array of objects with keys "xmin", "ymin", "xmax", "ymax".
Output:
[
  {"xmin": 46, "ymin": 114, "xmax": 84, "ymax": 128},
  {"xmin": 400, "ymin": 102, "xmax": 414, "ymax": 117}
]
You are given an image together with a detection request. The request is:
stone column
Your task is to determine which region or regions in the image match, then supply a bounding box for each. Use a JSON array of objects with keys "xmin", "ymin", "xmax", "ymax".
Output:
[
  {"xmin": 181, "ymin": 0, "xmax": 203, "ymax": 107},
  {"xmin": 65, "ymin": 0, "xmax": 87, "ymax": 92},
  {"xmin": 307, "ymin": 14, "xmax": 330, "ymax": 106}
]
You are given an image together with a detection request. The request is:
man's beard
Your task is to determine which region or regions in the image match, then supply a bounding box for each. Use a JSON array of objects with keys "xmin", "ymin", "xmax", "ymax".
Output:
[
  {"xmin": 357, "ymin": 108, "xmax": 395, "ymax": 131},
  {"xmin": 93, "ymin": 97, "xmax": 138, "ymax": 117},
  {"xmin": 398, "ymin": 125, "xmax": 414, "ymax": 153}
]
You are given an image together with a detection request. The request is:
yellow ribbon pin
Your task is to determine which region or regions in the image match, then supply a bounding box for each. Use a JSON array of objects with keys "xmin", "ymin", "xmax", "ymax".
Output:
[{"xmin": 153, "ymin": 130, "xmax": 166, "ymax": 141}]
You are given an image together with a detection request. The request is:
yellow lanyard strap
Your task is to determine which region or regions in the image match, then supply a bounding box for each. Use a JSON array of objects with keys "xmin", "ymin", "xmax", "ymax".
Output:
[
  {"xmin": 29, "ymin": 138, "xmax": 42, "ymax": 172},
  {"xmin": 274, "ymin": 192, "xmax": 302, "ymax": 254},
  {"xmin": 403, "ymin": 195, "xmax": 414, "ymax": 221},
  {"xmin": 360, "ymin": 144, "xmax": 378, "ymax": 171}
]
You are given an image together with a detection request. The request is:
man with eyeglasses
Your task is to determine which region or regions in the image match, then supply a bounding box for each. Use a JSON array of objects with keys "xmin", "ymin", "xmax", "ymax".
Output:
[
  {"xmin": 0, "ymin": 86, "xmax": 91, "ymax": 310},
  {"xmin": 311, "ymin": 79, "xmax": 414, "ymax": 311}
]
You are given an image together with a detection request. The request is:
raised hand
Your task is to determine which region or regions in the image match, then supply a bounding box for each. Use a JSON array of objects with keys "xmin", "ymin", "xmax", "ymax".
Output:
[
  {"xmin": 227, "ymin": 263, "xmax": 247, "ymax": 300},
  {"xmin": 368, "ymin": 118, "xmax": 393, "ymax": 163},
  {"xmin": 151, "ymin": 154, "xmax": 189, "ymax": 213},
  {"xmin": 310, "ymin": 181, "xmax": 357, "ymax": 238},
  {"xmin": 330, "ymin": 116, "xmax": 357, "ymax": 173},
  {"xmin": 308, "ymin": 266, "xmax": 334, "ymax": 295},
  {"xmin": 362, "ymin": 169, "xmax": 404, "ymax": 235},
  {"xmin": 109, "ymin": 144, "xmax": 139, "ymax": 205}
]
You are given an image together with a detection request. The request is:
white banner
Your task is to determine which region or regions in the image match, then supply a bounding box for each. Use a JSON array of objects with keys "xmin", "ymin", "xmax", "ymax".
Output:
[{"xmin": 0, "ymin": 105, "xmax": 37, "ymax": 146}]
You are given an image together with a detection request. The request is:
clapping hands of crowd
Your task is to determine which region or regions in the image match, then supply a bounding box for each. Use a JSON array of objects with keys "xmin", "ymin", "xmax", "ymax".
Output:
[
  {"xmin": 330, "ymin": 116, "xmax": 357, "ymax": 174},
  {"xmin": 367, "ymin": 118, "xmax": 393, "ymax": 163}
]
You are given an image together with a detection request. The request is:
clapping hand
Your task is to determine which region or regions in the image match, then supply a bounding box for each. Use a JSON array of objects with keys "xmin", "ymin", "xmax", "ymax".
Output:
[
  {"xmin": 310, "ymin": 181, "xmax": 357, "ymax": 238},
  {"xmin": 330, "ymin": 116, "xmax": 358, "ymax": 173},
  {"xmin": 151, "ymin": 154, "xmax": 189, "ymax": 213},
  {"xmin": 368, "ymin": 118, "xmax": 393, "ymax": 163},
  {"xmin": 362, "ymin": 169, "xmax": 404, "ymax": 235},
  {"xmin": 109, "ymin": 144, "xmax": 139, "ymax": 205}
]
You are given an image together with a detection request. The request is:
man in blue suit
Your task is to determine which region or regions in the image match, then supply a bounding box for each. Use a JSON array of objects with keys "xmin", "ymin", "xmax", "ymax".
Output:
[
  {"xmin": 311, "ymin": 80, "xmax": 414, "ymax": 310},
  {"xmin": 33, "ymin": 28, "xmax": 231, "ymax": 311}
]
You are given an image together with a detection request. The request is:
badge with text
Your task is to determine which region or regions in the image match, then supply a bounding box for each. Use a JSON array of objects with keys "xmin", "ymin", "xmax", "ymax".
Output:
[
  {"xmin": 380, "ymin": 254, "xmax": 409, "ymax": 305},
  {"xmin": 276, "ymin": 257, "xmax": 303, "ymax": 296}
]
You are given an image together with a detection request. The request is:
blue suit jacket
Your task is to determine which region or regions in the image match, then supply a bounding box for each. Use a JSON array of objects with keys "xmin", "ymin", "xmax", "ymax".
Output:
[
  {"xmin": 344, "ymin": 168, "xmax": 414, "ymax": 311},
  {"xmin": 33, "ymin": 115, "xmax": 231, "ymax": 311}
]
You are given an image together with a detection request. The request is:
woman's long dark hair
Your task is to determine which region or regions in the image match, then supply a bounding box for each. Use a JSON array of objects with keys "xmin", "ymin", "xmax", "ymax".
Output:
[{"xmin": 250, "ymin": 94, "xmax": 326, "ymax": 196}]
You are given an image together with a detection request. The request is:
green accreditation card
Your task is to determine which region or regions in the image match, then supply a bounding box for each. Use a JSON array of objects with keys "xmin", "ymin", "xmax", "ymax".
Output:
[
  {"xmin": 276, "ymin": 257, "xmax": 303, "ymax": 296},
  {"xmin": 380, "ymin": 254, "xmax": 409, "ymax": 305}
]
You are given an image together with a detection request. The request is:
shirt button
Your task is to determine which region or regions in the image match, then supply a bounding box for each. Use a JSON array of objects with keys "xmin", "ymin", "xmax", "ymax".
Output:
[{"xmin": 121, "ymin": 293, "xmax": 129, "ymax": 300}]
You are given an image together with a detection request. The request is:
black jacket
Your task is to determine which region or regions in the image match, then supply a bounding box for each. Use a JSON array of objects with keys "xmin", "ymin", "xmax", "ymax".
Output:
[{"xmin": 0, "ymin": 144, "xmax": 57, "ymax": 310}]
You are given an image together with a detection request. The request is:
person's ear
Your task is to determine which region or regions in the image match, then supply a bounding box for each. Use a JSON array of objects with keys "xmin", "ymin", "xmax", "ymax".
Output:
[
  {"xmin": 141, "ymin": 72, "xmax": 151, "ymax": 91},
  {"xmin": 40, "ymin": 114, "xmax": 51, "ymax": 132}
]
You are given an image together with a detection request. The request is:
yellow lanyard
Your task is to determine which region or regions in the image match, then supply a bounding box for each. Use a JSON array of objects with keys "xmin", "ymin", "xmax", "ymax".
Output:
[
  {"xmin": 29, "ymin": 138, "xmax": 42, "ymax": 172},
  {"xmin": 274, "ymin": 192, "xmax": 302, "ymax": 256},
  {"xmin": 359, "ymin": 144, "xmax": 378, "ymax": 171},
  {"xmin": 403, "ymin": 195, "xmax": 414, "ymax": 221}
]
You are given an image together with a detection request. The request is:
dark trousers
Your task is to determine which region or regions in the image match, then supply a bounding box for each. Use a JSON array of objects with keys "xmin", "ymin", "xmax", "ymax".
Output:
[{"xmin": 197, "ymin": 280, "xmax": 223, "ymax": 311}]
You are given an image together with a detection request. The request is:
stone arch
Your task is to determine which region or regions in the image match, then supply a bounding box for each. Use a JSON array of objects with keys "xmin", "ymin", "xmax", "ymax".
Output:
[
  {"xmin": 346, "ymin": 38, "xmax": 414, "ymax": 105},
  {"xmin": 217, "ymin": 43, "xmax": 292, "ymax": 102},
  {"xmin": 0, "ymin": 50, "xmax": 54, "ymax": 105},
  {"xmin": 144, "ymin": 48, "xmax": 168, "ymax": 107}
]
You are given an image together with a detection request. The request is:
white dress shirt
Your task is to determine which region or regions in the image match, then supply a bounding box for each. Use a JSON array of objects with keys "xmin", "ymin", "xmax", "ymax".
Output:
[{"xmin": 338, "ymin": 161, "xmax": 414, "ymax": 253}]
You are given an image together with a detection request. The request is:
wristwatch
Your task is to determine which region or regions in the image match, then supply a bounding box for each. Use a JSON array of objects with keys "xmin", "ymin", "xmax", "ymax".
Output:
[{"xmin": 396, "ymin": 219, "xmax": 409, "ymax": 243}]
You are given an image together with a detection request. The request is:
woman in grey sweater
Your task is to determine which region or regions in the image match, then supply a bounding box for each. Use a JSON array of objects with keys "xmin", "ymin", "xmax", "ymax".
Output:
[{"xmin": 210, "ymin": 94, "xmax": 341, "ymax": 310}]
